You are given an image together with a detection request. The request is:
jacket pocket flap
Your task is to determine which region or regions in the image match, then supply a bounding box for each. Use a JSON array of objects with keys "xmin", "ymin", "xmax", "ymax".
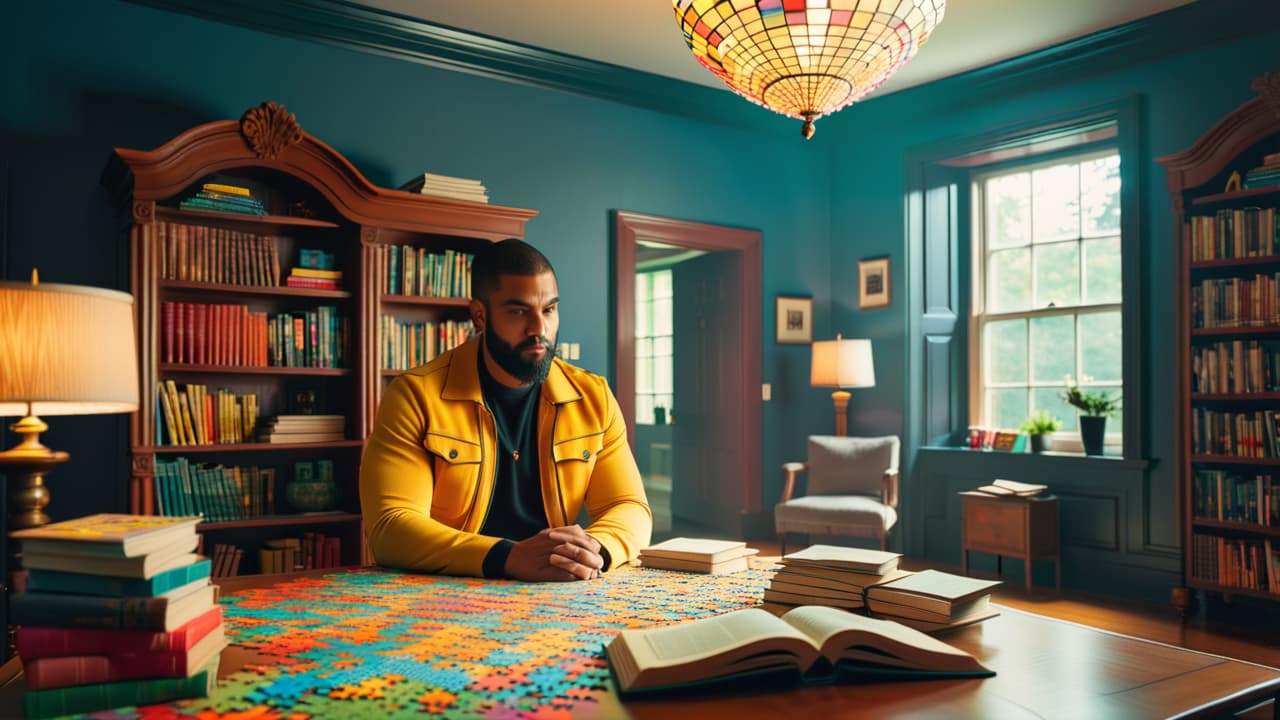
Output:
[
  {"xmin": 424, "ymin": 433, "xmax": 481, "ymax": 464},
  {"xmin": 553, "ymin": 434, "xmax": 603, "ymax": 463}
]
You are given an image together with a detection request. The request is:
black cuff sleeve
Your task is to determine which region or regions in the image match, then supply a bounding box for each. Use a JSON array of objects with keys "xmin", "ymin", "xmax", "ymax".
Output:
[
  {"xmin": 599, "ymin": 545, "xmax": 612, "ymax": 572},
  {"xmin": 482, "ymin": 539, "xmax": 516, "ymax": 579}
]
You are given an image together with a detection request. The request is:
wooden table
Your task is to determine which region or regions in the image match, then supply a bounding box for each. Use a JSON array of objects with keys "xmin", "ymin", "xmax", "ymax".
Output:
[
  {"xmin": 3, "ymin": 569, "xmax": 1278, "ymax": 719},
  {"xmin": 960, "ymin": 490, "xmax": 1061, "ymax": 592}
]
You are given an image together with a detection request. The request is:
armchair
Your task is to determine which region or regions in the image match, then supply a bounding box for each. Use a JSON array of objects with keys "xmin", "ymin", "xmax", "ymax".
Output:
[{"xmin": 775, "ymin": 435, "xmax": 899, "ymax": 554}]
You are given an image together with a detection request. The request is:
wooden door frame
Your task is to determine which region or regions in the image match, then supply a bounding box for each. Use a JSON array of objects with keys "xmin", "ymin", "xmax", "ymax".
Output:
[{"xmin": 613, "ymin": 210, "xmax": 763, "ymax": 514}]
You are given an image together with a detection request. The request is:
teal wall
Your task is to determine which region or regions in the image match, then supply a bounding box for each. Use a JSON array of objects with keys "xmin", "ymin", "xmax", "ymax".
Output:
[{"xmin": 3, "ymin": 0, "xmax": 1278, "ymax": 601}]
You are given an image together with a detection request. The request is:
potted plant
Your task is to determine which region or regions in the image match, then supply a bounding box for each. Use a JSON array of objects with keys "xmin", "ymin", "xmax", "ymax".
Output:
[
  {"xmin": 1061, "ymin": 375, "xmax": 1121, "ymax": 455},
  {"xmin": 1019, "ymin": 410, "xmax": 1062, "ymax": 453}
]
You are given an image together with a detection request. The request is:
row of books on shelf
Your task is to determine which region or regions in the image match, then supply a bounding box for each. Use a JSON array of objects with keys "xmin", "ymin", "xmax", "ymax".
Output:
[
  {"xmin": 155, "ymin": 381, "xmax": 258, "ymax": 446},
  {"xmin": 965, "ymin": 427, "xmax": 1028, "ymax": 452},
  {"xmin": 1191, "ymin": 339, "xmax": 1280, "ymax": 393},
  {"xmin": 153, "ymin": 457, "xmax": 275, "ymax": 521},
  {"xmin": 10, "ymin": 515, "xmax": 221, "ymax": 718},
  {"xmin": 1242, "ymin": 151, "xmax": 1280, "ymax": 191},
  {"xmin": 1190, "ymin": 273, "xmax": 1280, "ymax": 329},
  {"xmin": 398, "ymin": 171, "xmax": 490, "ymax": 203},
  {"xmin": 157, "ymin": 220, "xmax": 280, "ymax": 286},
  {"xmin": 1190, "ymin": 407, "xmax": 1280, "ymax": 457},
  {"xmin": 209, "ymin": 533, "xmax": 343, "ymax": 577},
  {"xmin": 1189, "ymin": 532, "xmax": 1280, "ymax": 594},
  {"xmin": 162, "ymin": 301, "xmax": 348, "ymax": 369},
  {"xmin": 1185, "ymin": 206, "xmax": 1280, "ymax": 262},
  {"xmin": 381, "ymin": 316, "xmax": 474, "ymax": 371},
  {"xmin": 1192, "ymin": 469, "xmax": 1279, "ymax": 526},
  {"xmin": 383, "ymin": 245, "xmax": 474, "ymax": 298}
]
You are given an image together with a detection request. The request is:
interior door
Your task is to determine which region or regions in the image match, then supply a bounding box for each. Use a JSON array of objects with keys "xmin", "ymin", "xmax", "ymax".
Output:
[{"xmin": 671, "ymin": 250, "xmax": 743, "ymax": 534}]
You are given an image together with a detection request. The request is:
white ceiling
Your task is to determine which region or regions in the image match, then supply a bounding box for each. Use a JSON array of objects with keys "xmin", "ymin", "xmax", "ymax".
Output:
[{"xmin": 358, "ymin": 0, "xmax": 1197, "ymax": 98}]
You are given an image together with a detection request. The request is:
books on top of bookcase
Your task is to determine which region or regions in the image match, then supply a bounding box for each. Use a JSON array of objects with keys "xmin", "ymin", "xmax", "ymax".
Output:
[{"xmin": 398, "ymin": 172, "xmax": 490, "ymax": 203}]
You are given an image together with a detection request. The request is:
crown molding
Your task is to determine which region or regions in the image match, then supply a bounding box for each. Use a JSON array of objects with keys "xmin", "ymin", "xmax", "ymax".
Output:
[{"xmin": 124, "ymin": 0, "xmax": 1278, "ymax": 135}]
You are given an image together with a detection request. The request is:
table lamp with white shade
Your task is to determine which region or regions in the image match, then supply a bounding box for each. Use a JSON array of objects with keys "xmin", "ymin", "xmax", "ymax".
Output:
[
  {"xmin": 0, "ymin": 271, "xmax": 139, "ymax": 529},
  {"xmin": 810, "ymin": 334, "xmax": 875, "ymax": 437}
]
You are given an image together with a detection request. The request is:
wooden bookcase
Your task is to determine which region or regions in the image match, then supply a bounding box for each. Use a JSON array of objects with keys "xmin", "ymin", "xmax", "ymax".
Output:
[
  {"xmin": 103, "ymin": 101, "xmax": 536, "ymax": 577},
  {"xmin": 1158, "ymin": 72, "xmax": 1280, "ymax": 609}
]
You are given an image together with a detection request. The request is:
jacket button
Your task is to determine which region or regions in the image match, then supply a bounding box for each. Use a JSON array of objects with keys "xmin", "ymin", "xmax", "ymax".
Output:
[
  {"xmin": 582, "ymin": 450, "xmax": 591, "ymax": 459},
  {"xmin": 449, "ymin": 449, "xmax": 458, "ymax": 459}
]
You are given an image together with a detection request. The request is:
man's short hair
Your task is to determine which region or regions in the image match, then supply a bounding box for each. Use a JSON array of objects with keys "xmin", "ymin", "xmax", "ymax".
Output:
[{"xmin": 471, "ymin": 239, "xmax": 556, "ymax": 303}]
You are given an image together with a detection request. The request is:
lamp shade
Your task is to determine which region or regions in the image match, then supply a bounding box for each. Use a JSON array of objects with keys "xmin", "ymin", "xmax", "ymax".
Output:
[
  {"xmin": 673, "ymin": 0, "xmax": 946, "ymax": 138},
  {"xmin": 811, "ymin": 335, "xmax": 875, "ymax": 389},
  {"xmin": 0, "ymin": 279, "xmax": 139, "ymax": 417}
]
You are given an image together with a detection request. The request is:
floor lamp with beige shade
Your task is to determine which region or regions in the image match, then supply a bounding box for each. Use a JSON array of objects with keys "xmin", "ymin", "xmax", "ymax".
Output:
[
  {"xmin": 0, "ymin": 271, "xmax": 139, "ymax": 531},
  {"xmin": 810, "ymin": 334, "xmax": 875, "ymax": 437}
]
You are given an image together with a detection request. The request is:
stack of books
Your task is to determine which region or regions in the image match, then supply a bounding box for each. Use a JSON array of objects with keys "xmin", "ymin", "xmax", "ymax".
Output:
[
  {"xmin": 973, "ymin": 478, "xmax": 1047, "ymax": 497},
  {"xmin": 1244, "ymin": 151, "xmax": 1280, "ymax": 190},
  {"xmin": 258, "ymin": 414, "xmax": 345, "ymax": 443},
  {"xmin": 864, "ymin": 569, "xmax": 1002, "ymax": 632},
  {"xmin": 398, "ymin": 172, "xmax": 490, "ymax": 203},
  {"xmin": 764, "ymin": 545, "xmax": 907, "ymax": 610},
  {"xmin": 10, "ymin": 514, "xmax": 225, "ymax": 719},
  {"xmin": 638, "ymin": 537, "xmax": 759, "ymax": 574},
  {"xmin": 286, "ymin": 248, "xmax": 341, "ymax": 289},
  {"xmin": 179, "ymin": 182, "xmax": 266, "ymax": 215}
]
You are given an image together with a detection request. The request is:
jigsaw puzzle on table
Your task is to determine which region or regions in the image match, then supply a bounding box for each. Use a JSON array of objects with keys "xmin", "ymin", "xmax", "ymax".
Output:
[{"xmin": 87, "ymin": 566, "xmax": 769, "ymax": 719}]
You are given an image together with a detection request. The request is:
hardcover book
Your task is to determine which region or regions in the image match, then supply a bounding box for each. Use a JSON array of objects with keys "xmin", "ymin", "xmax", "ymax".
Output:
[
  {"xmin": 25, "ymin": 558, "xmax": 212, "ymax": 597},
  {"xmin": 24, "ymin": 624, "xmax": 227, "ymax": 690},
  {"xmin": 11, "ymin": 514, "xmax": 202, "ymax": 558},
  {"xmin": 10, "ymin": 581, "xmax": 215, "ymax": 632},
  {"xmin": 21, "ymin": 541, "xmax": 201, "ymax": 579},
  {"xmin": 780, "ymin": 544, "xmax": 902, "ymax": 575},
  {"xmin": 22, "ymin": 655, "xmax": 219, "ymax": 720},
  {"xmin": 605, "ymin": 605, "xmax": 992, "ymax": 696},
  {"xmin": 16, "ymin": 605, "xmax": 223, "ymax": 660},
  {"xmin": 639, "ymin": 537, "xmax": 754, "ymax": 564},
  {"xmin": 865, "ymin": 570, "xmax": 1002, "ymax": 616}
]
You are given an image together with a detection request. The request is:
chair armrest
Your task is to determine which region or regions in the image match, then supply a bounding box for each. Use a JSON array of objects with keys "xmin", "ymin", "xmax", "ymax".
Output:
[
  {"xmin": 780, "ymin": 462, "xmax": 809, "ymax": 503},
  {"xmin": 882, "ymin": 468, "xmax": 899, "ymax": 509}
]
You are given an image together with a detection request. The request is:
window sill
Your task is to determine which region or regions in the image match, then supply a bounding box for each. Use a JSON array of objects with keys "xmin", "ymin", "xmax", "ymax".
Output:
[{"xmin": 919, "ymin": 446, "xmax": 1151, "ymax": 471}]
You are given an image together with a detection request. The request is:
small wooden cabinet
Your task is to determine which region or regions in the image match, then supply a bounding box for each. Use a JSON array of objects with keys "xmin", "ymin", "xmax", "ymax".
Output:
[{"xmin": 960, "ymin": 491, "xmax": 1060, "ymax": 592}]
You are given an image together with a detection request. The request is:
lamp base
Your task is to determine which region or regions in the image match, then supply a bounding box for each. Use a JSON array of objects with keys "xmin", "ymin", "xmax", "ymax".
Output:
[
  {"xmin": 0, "ymin": 448, "xmax": 69, "ymax": 530},
  {"xmin": 831, "ymin": 390, "xmax": 851, "ymax": 437}
]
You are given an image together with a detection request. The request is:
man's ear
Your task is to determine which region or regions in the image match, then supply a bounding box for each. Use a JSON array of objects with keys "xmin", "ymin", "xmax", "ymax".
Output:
[{"xmin": 469, "ymin": 299, "xmax": 486, "ymax": 332}]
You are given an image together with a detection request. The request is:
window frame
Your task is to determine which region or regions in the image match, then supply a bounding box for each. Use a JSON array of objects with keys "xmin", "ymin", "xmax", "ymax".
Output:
[{"xmin": 968, "ymin": 147, "xmax": 1125, "ymax": 451}]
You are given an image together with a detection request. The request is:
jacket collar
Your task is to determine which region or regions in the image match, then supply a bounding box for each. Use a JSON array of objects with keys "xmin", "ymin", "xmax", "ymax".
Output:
[{"xmin": 443, "ymin": 335, "xmax": 582, "ymax": 405}]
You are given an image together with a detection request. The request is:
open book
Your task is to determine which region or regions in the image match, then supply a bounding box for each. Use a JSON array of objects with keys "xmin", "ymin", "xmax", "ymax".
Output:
[
  {"xmin": 606, "ymin": 605, "xmax": 992, "ymax": 696},
  {"xmin": 974, "ymin": 478, "xmax": 1047, "ymax": 497}
]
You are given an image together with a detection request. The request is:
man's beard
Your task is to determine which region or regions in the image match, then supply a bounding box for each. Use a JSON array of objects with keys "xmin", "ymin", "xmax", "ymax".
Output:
[{"xmin": 484, "ymin": 329, "xmax": 556, "ymax": 385}]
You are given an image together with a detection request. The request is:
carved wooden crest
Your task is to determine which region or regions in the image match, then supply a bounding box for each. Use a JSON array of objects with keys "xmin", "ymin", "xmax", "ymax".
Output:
[
  {"xmin": 1253, "ymin": 71, "xmax": 1280, "ymax": 118},
  {"xmin": 240, "ymin": 101, "xmax": 303, "ymax": 159}
]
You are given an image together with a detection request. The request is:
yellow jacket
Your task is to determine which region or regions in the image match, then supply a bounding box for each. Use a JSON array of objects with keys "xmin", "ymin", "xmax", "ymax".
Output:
[{"xmin": 360, "ymin": 337, "xmax": 652, "ymax": 577}]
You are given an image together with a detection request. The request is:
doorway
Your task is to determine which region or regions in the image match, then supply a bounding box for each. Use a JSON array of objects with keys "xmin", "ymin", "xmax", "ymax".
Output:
[{"xmin": 613, "ymin": 211, "xmax": 761, "ymax": 539}]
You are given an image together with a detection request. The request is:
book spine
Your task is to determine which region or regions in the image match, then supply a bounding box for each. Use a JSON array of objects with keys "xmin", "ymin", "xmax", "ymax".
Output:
[
  {"xmin": 23, "ymin": 666, "xmax": 214, "ymax": 719},
  {"xmin": 10, "ymin": 593, "xmax": 172, "ymax": 631}
]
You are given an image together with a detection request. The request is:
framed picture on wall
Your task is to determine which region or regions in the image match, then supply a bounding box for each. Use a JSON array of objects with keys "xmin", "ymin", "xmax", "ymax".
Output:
[
  {"xmin": 858, "ymin": 257, "xmax": 891, "ymax": 309},
  {"xmin": 775, "ymin": 295, "xmax": 813, "ymax": 344}
]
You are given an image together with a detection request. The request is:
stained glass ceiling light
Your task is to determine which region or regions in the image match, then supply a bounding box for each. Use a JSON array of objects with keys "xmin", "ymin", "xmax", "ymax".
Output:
[{"xmin": 674, "ymin": 0, "xmax": 945, "ymax": 139}]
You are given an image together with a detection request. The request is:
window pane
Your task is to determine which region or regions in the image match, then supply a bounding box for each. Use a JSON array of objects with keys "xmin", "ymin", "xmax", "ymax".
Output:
[
  {"xmin": 986, "ymin": 172, "xmax": 1030, "ymax": 249},
  {"xmin": 636, "ymin": 337, "xmax": 652, "ymax": 358},
  {"xmin": 985, "ymin": 319, "xmax": 1027, "ymax": 384},
  {"xmin": 635, "ymin": 273, "xmax": 650, "ymax": 302},
  {"xmin": 1083, "ymin": 236, "xmax": 1122, "ymax": 304},
  {"xmin": 654, "ymin": 336, "xmax": 672, "ymax": 357},
  {"xmin": 988, "ymin": 388, "xmax": 1028, "ymax": 429},
  {"xmin": 653, "ymin": 270, "xmax": 673, "ymax": 299},
  {"xmin": 1031, "ymin": 388, "xmax": 1074, "ymax": 432},
  {"xmin": 1081, "ymin": 154, "xmax": 1121, "ymax": 237},
  {"xmin": 1081, "ymin": 311, "xmax": 1122, "ymax": 383},
  {"xmin": 654, "ymin": 360, "xmax": 673, "ymax": 394},
  {"xmin": 635, "ymin": 299, "xmax": 651, "ymax": 337},
  {"xmin": 1030, "ymin": 315, "xmax": 1075, "ymax": 383},
  {"xmin": 1035, "ymin": 242, "xmax": 1080, "ymax": 307},
  {"xmin": 636, "ymin": 356, "xmax": 652, "ymax": 393},
  {"xmin": 636, "ymin": 394, "xmax": 654, "ymax": 425},
  {"xmin": 653, "ymin": 297, "xmax": 673, "ymax": 336},
  {"xmin": 1032, "ymin": 163, "xmax": 1080, "ymax": 243},
  {"xmin": 988, "ymin": 248, "xmax": 1031, "ymax": 312}
]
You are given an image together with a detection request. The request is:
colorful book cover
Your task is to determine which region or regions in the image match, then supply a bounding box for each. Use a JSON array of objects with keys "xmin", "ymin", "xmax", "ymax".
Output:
[
  {"xmin": 25, "ymin": 558, "xmax": 212, "ymax": 597},
  {"xmin": 10, "ymin": 582, "xmax": 215, "ymax": 632},
  {"xmin": 24, "ymin": 624, "xmax": 226, "ymax": 690},
  {"xmin": 11, "ymin": 514, "xmax": 202, "ymax": 558},
  {"xmin": 22, "ymin": 655, "xmax": 219, "ymax": 719},
  {"xmin": 16, "ymin": 605, "xmax": 223, "ymax": 661}
]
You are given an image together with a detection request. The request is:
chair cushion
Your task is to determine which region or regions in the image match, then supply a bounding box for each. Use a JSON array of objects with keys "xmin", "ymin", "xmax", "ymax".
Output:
[
  {"xmin": 774, "ymin": 495, "xmax": 898, "ymax": 536},
  {"xmin": 807, "ymin": 435, "xmax": 900, "ymax": 496}
]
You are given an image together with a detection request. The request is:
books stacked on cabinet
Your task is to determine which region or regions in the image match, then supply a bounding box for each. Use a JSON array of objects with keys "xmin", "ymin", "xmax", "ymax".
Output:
[
  {"xmin": 864, "ymin": 570, "xmax": 1002, "ymax": 633},
  {"xmin": 1244, "ymin": 152, "xmax": 1280, "ymax": 190},
  {"xmin": 258, "ymin": 414, "xmax": 345, "ymax": 443},
  {"xmin": 637, "ymin": 538, "xmax": 760, "ymax": 574},
  {"xmin": 178, "ymin": 182, "xmax": 266, "ymax": 215},
  {"xmin": 973, "ymin": 478, "xmax": 1047, "ymax": 497},
  {"xmin": 10, "ymin": 515, "xmax": 224, "ymax": 719},
  {"xmin": 398, "ymin": 172, "xmax": 489, "ymax": 203},
  {"xmin": 764, "ymin": 545, "xmax": 907, "ymax": 610}
]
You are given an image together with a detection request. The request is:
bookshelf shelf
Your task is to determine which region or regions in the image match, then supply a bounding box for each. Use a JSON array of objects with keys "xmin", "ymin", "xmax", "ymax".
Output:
[
  {"xmin": 1158, "ymin": 74, "xmax": 1280, "ymax": 609},
  {"xmin": 107, "ymin": 101, "xmax": 537, "ymax": 581}
]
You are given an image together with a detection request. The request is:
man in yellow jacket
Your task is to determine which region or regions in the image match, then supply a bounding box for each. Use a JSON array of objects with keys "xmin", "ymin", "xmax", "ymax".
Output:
[{"xmin": 360, "ymin": 239, "xmax": 652, "ymax": 581}]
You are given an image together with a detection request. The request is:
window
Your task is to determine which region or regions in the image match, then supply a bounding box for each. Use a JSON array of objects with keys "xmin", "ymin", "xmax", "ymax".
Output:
[
  {"xmin": 971, "ymin": 150, "xmax": 1123, "ymax": 446},
  {"xmin": 635, "ymin": 269, "xmax": 673, "ymax": 425}
]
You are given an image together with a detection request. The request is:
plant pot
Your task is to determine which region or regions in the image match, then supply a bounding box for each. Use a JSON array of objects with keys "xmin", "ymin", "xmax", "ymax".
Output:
[
  {"xmin": 1029, "ymin": 434, "xmax": 1052, "ymax": 453},
  {"xmin": 1079, "ymin": 415, "xmax": 1107, "ymax": 455}
]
